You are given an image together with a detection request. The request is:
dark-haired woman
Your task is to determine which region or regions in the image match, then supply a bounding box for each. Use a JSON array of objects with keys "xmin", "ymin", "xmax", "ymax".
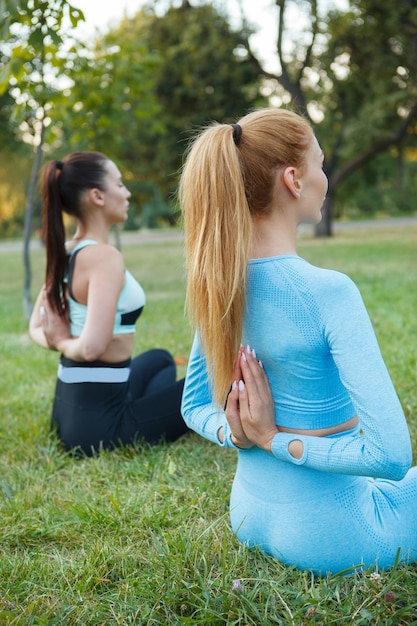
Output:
[{"xmin": 29, "ymin": 152, "xmax": 187, "ymax": 456}]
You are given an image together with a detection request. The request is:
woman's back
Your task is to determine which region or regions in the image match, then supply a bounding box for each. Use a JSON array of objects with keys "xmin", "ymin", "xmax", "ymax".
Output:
[{"xmin": 244, "ymin": 255, "xmax": 356, "ymax": 431}]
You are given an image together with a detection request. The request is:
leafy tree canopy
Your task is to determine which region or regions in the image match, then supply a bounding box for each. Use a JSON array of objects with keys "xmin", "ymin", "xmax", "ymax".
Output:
[
  {"xmin": 0, "ymin": 0, "xmax": 85, "ymax": 144},
  {"xmin": 59, "ymin": 0, "xmax": 267, "ymax": 221},
  {"xmin": 240, "ymin": 0, "xmax": 417, "ymax": 232}
]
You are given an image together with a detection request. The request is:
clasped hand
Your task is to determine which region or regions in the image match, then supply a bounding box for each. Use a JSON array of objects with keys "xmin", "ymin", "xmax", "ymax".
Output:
[
  {"xmin": 40, "ymin": 290, "xmax": 70, "ymax": 351},
  {"xmin": 225, "ymin": 346, "xmax": 278, "ymax": 452}
]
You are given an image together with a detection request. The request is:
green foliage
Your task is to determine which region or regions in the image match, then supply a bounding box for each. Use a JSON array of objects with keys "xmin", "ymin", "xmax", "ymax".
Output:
[
  {"xmin": 54, "ymin": 33, "xmax": 162, "ymax": 154},
  {"xmin": 261, "ymin": 0, "xmax": 417, "ymax": 231},
  {"xmin": 1, "ymin": 0, "xmax": 417, "ymax": 233},
  {"xmin": 0, "ymin": 227, "xmax": 416, "ymax": 623},
  {"xmin": 129, "ymin": 2, "xmax": 266, "ymax": 198},
  {"xmin": 0, "ymin": 0, "xmax": 84, "ymax": 250},
  {"xmin": 58, "ymin": 2, "xmax": 266, "ymax": 225},
  {"xmin": 0, "ymin": 152, "xmax": 32, "ymax": 231},
  {"xmin": 315, "ymin": 0, "xmax": 417, "ymax": 169},
  {"xmin": 0, "ymin": 0, "xmax": 85, "ymax": 134},
  {"xmin": 51, "ymin": 26, "xmax": 163, "ymax": 226},
  {"xmin": 335, "ymin": 152, "xmax": 417, "ymax": 218}
]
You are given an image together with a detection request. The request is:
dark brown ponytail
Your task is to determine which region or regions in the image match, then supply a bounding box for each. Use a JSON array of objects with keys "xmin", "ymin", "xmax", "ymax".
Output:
[
  {"xmin": 42, "ymin": 161, "xmax": 68, "ymax": 315},
  {"xmin": 40, "ymin": 152, "xmax": 108, "ymax": 315}
]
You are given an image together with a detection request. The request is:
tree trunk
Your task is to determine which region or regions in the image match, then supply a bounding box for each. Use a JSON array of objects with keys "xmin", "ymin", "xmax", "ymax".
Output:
[
  {"xmin": 396, "ymin": 144, "xmax": 404, "ymax": 189},
  {"xmin": 23, "ymin": 126, "xmax": 44, "ymax": 321}
]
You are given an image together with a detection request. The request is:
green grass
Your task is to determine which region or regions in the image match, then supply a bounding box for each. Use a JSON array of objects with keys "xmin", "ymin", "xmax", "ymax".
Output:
[{"xmin": 0, "ymin": 225, "xmax": 416, "ymax": 625}]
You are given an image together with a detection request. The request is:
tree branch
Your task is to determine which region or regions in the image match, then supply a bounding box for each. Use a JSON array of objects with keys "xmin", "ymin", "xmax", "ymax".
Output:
[
  {"xmin": 331, "ymin": 101, "xmax": 417, "ymax": 187},
  {"xmin": 296, "ymin": 0, "xmax": 318, "ymax": 83}
]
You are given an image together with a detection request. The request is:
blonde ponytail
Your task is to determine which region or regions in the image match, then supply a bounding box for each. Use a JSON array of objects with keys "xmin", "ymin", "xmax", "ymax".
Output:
[
  {"xmin": 180, "ymin": 123, "xmax": 251, "ymax": 405},
  {"xmin": 180, "ymin": 108, "xmax": 313, "ymax": 407}
]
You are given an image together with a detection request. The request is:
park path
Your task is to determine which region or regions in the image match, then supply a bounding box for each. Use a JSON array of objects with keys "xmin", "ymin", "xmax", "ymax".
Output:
[{"xmin": 0, "ymin": 216, "xmax": 416, "ymax": 252}]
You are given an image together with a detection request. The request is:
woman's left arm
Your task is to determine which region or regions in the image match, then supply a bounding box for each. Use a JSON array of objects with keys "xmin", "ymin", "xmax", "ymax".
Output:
[{"xmin": 268, "ymin": 276, "xmax": 412, "ymax": 480}]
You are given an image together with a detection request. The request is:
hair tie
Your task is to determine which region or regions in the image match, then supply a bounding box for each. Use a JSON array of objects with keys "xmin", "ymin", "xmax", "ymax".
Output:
[
  {"xmin": 56, "ymin": 160, "xmax": 64, "ymax": 171},
  {"xmin": 231, "ymin": 123, "xmax": 242, "ymax": 146}
]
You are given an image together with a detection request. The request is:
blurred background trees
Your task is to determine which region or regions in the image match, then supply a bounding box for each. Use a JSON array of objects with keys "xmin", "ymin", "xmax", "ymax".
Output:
[
  {"xmin": 56, "ymin": 1, "xmax": 266, "ymax": 227},
  {"xmin": 1, "ymin": 0, "xmax": 416, "ymax": 239}
]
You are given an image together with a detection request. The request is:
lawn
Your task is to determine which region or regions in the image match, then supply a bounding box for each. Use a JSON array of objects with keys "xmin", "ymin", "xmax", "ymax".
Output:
[{"xmin": 0, "ymin": 225, "xmax": 416, "ymax": 625}]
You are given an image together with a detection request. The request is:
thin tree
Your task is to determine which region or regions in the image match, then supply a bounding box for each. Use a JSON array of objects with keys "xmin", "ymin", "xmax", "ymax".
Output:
[{"xmin": 0, "ymin": 0, "xmax": 85, "ymax": 318}]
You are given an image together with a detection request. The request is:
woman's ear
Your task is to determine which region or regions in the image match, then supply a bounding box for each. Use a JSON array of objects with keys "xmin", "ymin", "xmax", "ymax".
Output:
[
  {"xmin": 88, "ymin": 188, "xmax": 105, "ymax": 207},
  {"xmin": 282, "ymin": 166, "xmax": 302, "ymax": 199}
]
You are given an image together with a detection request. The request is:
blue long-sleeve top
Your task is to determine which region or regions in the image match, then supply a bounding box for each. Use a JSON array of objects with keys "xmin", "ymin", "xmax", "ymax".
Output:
[{"xmin": 181, "ymin": 255, "xmax": 412, "ymax": 480}]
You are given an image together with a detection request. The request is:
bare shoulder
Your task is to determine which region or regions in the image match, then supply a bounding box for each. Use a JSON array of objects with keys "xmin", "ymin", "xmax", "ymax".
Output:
[
  {"xmin": 80, "ymin": 243, "xmax": 123, "ymax": 265},
  {"xmin": 76, "ymin": 244, "xmax": 125, "ymax": 281}
]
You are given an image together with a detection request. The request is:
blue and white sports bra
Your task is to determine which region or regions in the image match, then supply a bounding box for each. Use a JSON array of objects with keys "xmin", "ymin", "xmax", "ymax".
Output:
[{"xmin": 66, "ymin": 240, "xmax": 146, "ymax": 336}]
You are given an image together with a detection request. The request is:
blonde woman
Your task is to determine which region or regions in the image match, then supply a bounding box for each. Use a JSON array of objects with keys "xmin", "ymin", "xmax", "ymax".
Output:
[{"xmin": 179, "ymin": 108, "xmax": 417, "ymax": 575}]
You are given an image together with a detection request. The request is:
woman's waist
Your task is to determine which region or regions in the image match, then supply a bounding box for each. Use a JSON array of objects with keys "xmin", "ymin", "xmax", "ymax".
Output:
[
  {"xmin": 278, "ymin": 415, "xmax": 359, "ymax": 438},
  {"xmin": 67, "ymin": 334, "xmax": 134, "ymax": 364},
  {"xmin": 99, "ymin": 334, "xmax": 134, "ymax": 363}
]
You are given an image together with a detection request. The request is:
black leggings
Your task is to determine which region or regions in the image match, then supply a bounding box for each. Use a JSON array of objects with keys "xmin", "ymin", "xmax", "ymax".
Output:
[{"xmin": 52, "ymin": 349, "xmax": 187, "ymax": 456}]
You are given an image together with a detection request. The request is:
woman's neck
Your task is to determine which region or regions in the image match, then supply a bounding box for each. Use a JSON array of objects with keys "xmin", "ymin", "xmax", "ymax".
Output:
[
  {"xmin": 72, "ymin": 223, "xmax": 110, "ymax": 245},
  {"xmin": 251, "ymin": 211, "xmax": 298, "ymax": 259}
]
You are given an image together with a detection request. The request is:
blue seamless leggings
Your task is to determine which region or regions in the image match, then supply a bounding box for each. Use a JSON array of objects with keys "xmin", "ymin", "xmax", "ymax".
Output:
[
  {"xmin": 230, "ymin": 440, "xmax": 417, "ymax": 575},
  {"xmin": 52, "ymin": 348, "xmax": 187, "ymax": 456}
]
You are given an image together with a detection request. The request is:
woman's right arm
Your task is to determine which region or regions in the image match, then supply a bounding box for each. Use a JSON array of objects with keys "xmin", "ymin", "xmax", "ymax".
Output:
[
  {"xmin": 267, "ymin": 275, "xmax": 412, "ymax": 480},
  {"xmin": 181, "ymin": 333, "xmax": 242, "ymax": 449}
]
